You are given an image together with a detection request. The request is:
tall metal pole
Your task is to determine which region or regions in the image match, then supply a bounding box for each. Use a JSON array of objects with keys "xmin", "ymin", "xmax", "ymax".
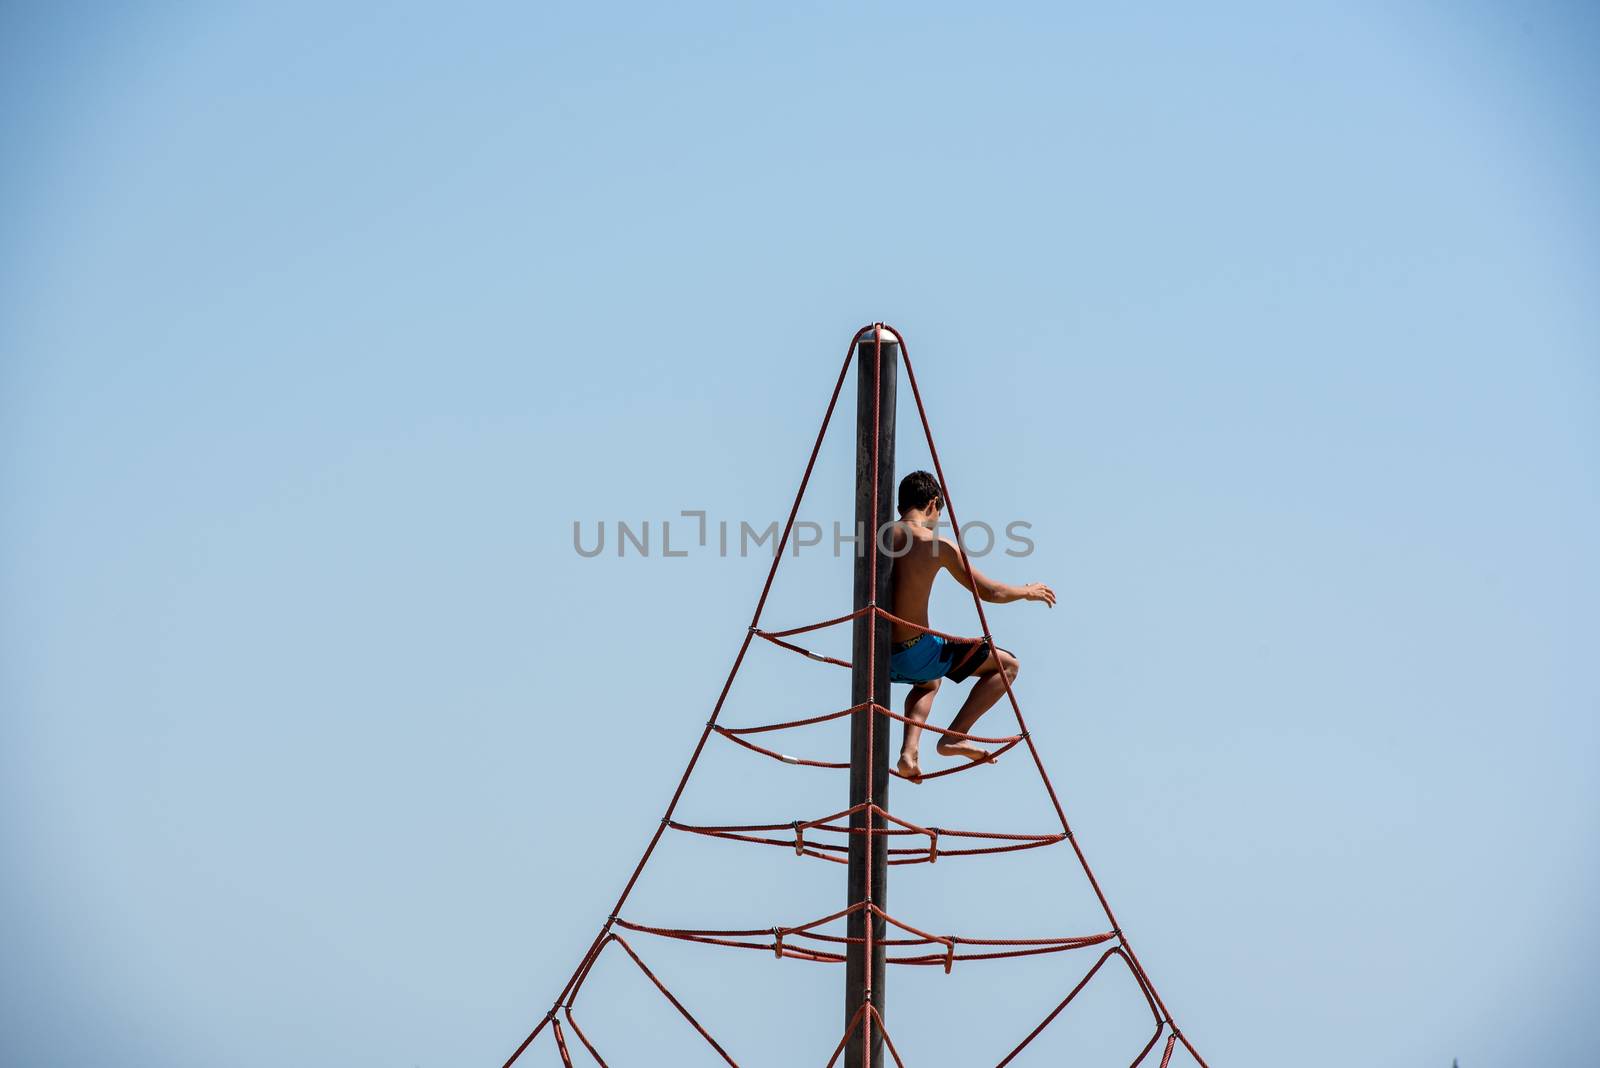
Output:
[{"xmin": 845, "ymin": 325, "xmax": 896, "ymax": 1068}]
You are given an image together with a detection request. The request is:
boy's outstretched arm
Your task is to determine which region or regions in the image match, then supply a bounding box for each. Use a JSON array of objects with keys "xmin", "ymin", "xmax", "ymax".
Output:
[{"xmin": 937, "ymin": 537, "xmax": 1056, "ymax": 607}]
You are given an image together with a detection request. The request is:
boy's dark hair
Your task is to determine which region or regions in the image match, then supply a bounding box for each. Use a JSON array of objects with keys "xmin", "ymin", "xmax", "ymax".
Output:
[{"xmin": 897, "ymin": 470, "xmax": 942, "ymax": 515}]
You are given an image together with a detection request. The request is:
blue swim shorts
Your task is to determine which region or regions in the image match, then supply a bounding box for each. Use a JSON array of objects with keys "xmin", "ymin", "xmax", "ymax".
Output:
[{"xmin": 887, "ymin": 633, "xmax": 993, "ymax": 685}]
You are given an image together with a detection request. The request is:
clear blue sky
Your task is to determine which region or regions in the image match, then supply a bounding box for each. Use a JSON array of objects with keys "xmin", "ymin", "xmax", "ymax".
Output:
[{"xmin": 3, "ymin": 3, "xmax": 1596, "ymax": 1066}]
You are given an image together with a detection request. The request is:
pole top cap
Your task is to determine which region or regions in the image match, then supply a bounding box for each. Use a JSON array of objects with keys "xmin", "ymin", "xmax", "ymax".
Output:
[{"xmin": 866, "ymin": 324, "xmax": 902, "ymax": 345}]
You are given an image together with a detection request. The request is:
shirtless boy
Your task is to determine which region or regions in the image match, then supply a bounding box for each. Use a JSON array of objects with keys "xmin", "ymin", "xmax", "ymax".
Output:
[{"xmin": 886, "ymin": 470, "xmax": 1055, "ymax": 782}]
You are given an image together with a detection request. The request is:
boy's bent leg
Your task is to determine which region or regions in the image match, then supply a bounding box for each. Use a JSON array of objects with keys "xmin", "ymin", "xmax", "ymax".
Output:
[
  {"xmin": 938, "ymin": 649, "xmax": 1021, "ymax": 764},
  {"xmin": 897, "ymin": 681, "xmax": 939, "ymax": 783}
]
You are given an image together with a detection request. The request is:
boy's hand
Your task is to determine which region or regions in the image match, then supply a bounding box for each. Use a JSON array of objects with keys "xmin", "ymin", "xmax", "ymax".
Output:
[{"xmin": 1021, "ymin": 583, "xmax": 1056, "ymax": 607}]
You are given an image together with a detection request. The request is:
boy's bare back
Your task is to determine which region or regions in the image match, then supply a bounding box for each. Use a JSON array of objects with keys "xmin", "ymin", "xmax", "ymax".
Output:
[{"xmin": 887, "ymin": 521, "xmax": 958, "ymax": 643}]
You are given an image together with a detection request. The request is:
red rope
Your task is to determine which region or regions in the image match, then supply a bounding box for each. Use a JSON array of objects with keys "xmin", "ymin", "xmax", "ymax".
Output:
[
  {"xmin": 549, "ymin": 1019, "xmax": 573, "ymax": 1068},
  {"xmin": 563, "ymin": 935, "xmax": 740, "ymax": 1066},
  {"xmin": 760, "ymin": 606, "xmax": 868, "ymax": 639},
  {"xmin": 668, "ymin": 813, "xmax": 1066, "ymax": 866},
  {"xmin": 870, "ymin": 1005, "xmax": 907, "ymax": 1068},
  {"xmin": 752, "ymin": 629, "xmax": 853, "ymax": 667},
  {"xmin": 498, "ymin": 328, "xmax": 860, "ymax": 1067},
  {"xmin": 612, "ymin": 906, "xmax": 1115, "ymax": 970},
  {"xmin": 717, "ymin": 702, "xmax": 866, "ymax": 735},
  {"xmin": 498, "ymin": 323, "xmax": 1209, "ymax": 1068},
  {"xmin": 711, "ymin": 727, "xmax": 851, "ymax": 769},
  {"xmin": 711, "ymin": 693, "xmax": 1023, "ymax": 781},
  {"xmin": 992, "ymin": 947, "xmax": 1164, "ymax": 1067},
  {"xmin": 897, "ymin": 332, "xmax": 1208, "ymax": 1066},
  {"xmin": 824, "ymin": 1002, "xmax": 870, "ymax": 1068}
]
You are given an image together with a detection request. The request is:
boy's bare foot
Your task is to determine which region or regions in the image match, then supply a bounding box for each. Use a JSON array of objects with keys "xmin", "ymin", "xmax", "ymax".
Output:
[
  {"xmin": 936, "ymin": 738, "xmax": 996, "ymax": 765},
  {"xmin": 896, "ymin": 752, "xmax": 923, "ymax": 783}
]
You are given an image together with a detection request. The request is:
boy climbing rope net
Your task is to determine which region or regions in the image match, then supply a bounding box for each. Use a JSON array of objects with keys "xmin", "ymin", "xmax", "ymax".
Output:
[{"xmin": 886, "ymin": 470, "xmax": 1055, "ymax": 782}]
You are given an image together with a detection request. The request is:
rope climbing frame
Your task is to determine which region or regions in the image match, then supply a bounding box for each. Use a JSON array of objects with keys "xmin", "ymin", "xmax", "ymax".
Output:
[{"xmin": 496, "ymin": 324, "xmax": 1211, "ymax": 1068}]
